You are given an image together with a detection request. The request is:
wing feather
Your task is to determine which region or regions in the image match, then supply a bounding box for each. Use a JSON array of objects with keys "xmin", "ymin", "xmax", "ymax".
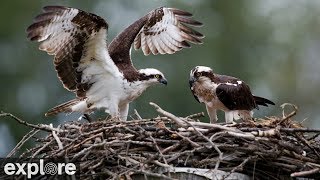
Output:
[
  {"xmin": 167, "ymin": 8, "xmax": 193, "ymax": 16},
  {"xmin": 27, "ymin": 6, "xmax": 122, "ymax": 98},
  {"xmin": 147, "ymin": 35, "xmax": 158, "ymax": 55},
  {"xmin": 159, "ymin": 33, "xmax": 180, "ymax": 53},
  {"xmin": 216, "ymin": 83, "xmax": 257, "ymax": 111},
  {"xmin": 134, "ymin": 7, "xmax": 204, "ymax": 56},
  {"xmin": 151, "ymin": 36, "xmax": 164, "ymax": 54},
  {"xmin": 157, "ymin": 34, "xmax": 174, "ymax": 54},
  {"xmin": 140, "ymin": 32, "xmax": 151, "ymax": 55}
]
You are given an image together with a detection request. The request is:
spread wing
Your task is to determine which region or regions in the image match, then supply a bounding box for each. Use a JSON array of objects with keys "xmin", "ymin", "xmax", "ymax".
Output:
[
  {"xmin": 216, "ymin": 83, "xmax": 257, "ymax": 111},
  {"xmin": 134, "ymin": 7, "xmax": 204, "ymax": 55},
  {"xmin": 27, "ymin": 6, "xmax": 122, "ymax": 98}
]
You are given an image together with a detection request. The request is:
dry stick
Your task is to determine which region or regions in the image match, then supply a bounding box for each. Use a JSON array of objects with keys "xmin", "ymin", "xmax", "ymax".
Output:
[
  {"xmin": 179, "ymin": 118, "xmax": 223, "ymax": 171},
  {"xmin": 125, "ymin": 174, "xmax": 133, "ymax": 180},
  {"xmin": 153, "ymin": 160, "xmax": 171, "ymax": 168},
  {"xmin": 268, "ymin": 161, "xmax": 297, "ymax": 170},
  {"xmin": 223, "ymin": 156, "xmax": 257, "ymax": 180},
  {"xmin": 211, "ymin": 131, "xmax": 256, "ymax": 141},
  {"xmin": 51, "ymin": 124, "xmax": 63, "ymax": 150},
  {"xmin": 89, "ymin": 158, "xmax": 105, "ymax": 170},
  {"xmin": 64, "ymin": 124, "xmax": 82, "ymax": 130},
  {"xmin": 149, "ymin": 135, "xmax": 169, "ymax": 165},
  {"xmin": 0, "ymin": 112, "xmax": 64, "ymax": 132},
  {"xmin": 294, "ymin": 133, "xmax": 320, "ymax": 159},
  {"xmin": 240, "ymin": 127, "xmax": 320, "ymax": 133},
  {"xmin": 73, "ymin": 132, "xmax": 103, "ymax": 149},
  {"xmin": 149, "ymin": 102, "xmax": 186, "ymax": 127},
  {"xmin": 163, "ymin": 126, "xmax": 200, "ymax": 148},
  {"xmin": 149, "ymin": 102, "xmax": 234, "ymax": 133},
  {"xmin": 150, "ymin": 102, "xmax": 223, "ymax": 141},
  {"xmin": 307, "ymin": 132, "xmax": 320, "ymax": 141},
  {"xmin": 280, "ymin": 103, "xmax": 298, "ymax": 124},
  {"xmin": 186, "ymin": 112, "xmax": 205, "ymax": 119},
  {"xmin": 188, "ymin": 121, "xmax": 240, "ymax": 132},
  {"xmin": 54, "ymin": 128, "xmax": 106, "ymax": 155},
  {"xmin": 118, "ymin": 155, "xmax": 140, "ymax": 165},
  {"xmin": 32, "ymin": 140, "xmax": 54, "ymax": 158},
  {"xmin": 116, "ymin": 164, "xmax": 141, "ymax": 179},
  {"xmin": 7, "ymin": 128, "xmax": 40, "ymax": 157},
  {"xmin": 50, "ymin": 124, "xmax": 77, "ymax": 180},
  {"xmin": 280, "ymin": 128, "xmax": 320, "ymax": 133},
  {"xmin": 291, "ymin": 168, "xmax": 320, "ymax": 177},
  {"xmin": 307, "ymin": 162, "xmax": 320, "ymax": 168},
  {"xmin": 150, "ymin": 102, "xmax": 223, "ymax": 170},
  {"xmin": 134, "ymin": 109, "xmax": 143, "ymax": 120},
  {"xmin": 161, "ymin": 143, "xmax": 180, "ymax": 154}
]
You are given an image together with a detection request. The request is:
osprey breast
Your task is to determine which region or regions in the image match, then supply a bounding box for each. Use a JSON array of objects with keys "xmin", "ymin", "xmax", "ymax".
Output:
[{"xmin": 193, "ymin": 81, "xmax": 215, "ymax": 103}]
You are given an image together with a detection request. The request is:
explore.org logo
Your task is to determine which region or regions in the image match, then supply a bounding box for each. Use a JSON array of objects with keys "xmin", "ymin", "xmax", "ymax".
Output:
[{"xmin": 1, "ymin": 159, "xmax": 78, "ymax": 179}]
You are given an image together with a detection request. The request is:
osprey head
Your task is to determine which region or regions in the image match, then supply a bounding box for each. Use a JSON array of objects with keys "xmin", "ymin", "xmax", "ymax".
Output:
[
  {"xmin": 189, "ymin": 66, "xmax": 213, "ymax": 87},
  {"xmin": 139, "ymin": 68, "xmax": 168, "ymax": 85}
]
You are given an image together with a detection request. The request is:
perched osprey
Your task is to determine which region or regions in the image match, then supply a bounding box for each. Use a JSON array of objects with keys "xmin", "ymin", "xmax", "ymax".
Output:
[
  {"xmin": 189, "ymin": 66, "xmax": 275, "ymax": 123},
  {"xmin": 27, "ymin": 6, "xmax": 203, "ymax": 120}
]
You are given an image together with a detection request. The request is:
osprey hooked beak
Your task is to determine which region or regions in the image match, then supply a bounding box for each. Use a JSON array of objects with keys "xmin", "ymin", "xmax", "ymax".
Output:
[
  {"xmin": 159, "ymin": 78, "xmax": 168, "ymax": 85},
  {"xmin": 189, "ymin": 76, "xmax": 196, "ymax": 87}
]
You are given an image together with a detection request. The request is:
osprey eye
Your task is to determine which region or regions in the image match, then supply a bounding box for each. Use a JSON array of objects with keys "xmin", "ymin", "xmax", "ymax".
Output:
[
  {"xmin": 196, "ymin": 72, "xmax": 202, "ymax": 77},
  {"xmin": 154, "ymin": 74, "xmax": 160, "ymax": 79}
]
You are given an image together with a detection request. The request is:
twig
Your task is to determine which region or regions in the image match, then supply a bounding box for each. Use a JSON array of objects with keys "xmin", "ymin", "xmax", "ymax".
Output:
[
  {"xmin": 291, "ymin": 168, "xmax": 320, "ymax": 177},
  {"xmin": 186, "ymin": 112, "xmax": 205, "ymax": 119},
  {"xmin": 179, "ymin": 118, "xmax": 223, "ymax": 170},
  {"xmin": 189, "ymin": 122, "xmax": 240, "ymax": 132},
  {"xmin": 31, "ymin": 140, "xmax": 53, "ymax": 158},
  {"xmin": 223, "ymin": 156, "xmax": 257, "ymax": 179},
  {"xmin": 163, "ymin": 126, "xmax": 200, "ymax": 148},
  {"xmin": 7, "ymin": 128, "xmax": 39, "ymax": 157},
  {"xmin": 149, "ymin": 102, "xmax": 186, "ymax": 127},
  {"xmin": 294, "ymin": 133, "xmax": 320, "ymax": 159},
  {"xmin": 280, "ymin": 128, "xmax": 320, "ymax": 133},
  {"xmin": 51, "ymin": 124, "xmax": 63, "ymax": 150},
  {"xmin": 280, "ymin": 103, "xmax": 298, "ymax": 124},
  {"xmin": 0, "ymin": 112, "xmax": 64, "ymax": 132},
  {"xmin": 134, "ymin": 109, "xmax": 143, "ymax": 120},
  {"xmin": 149, "ymin": 135, "xmax": 168, "ymax": 165}
]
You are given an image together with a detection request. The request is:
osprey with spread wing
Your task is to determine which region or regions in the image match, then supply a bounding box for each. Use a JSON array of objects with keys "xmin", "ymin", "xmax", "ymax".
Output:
[{"xmin": 27, "ymin": 6, "xmax": 203, "ymax": 120}]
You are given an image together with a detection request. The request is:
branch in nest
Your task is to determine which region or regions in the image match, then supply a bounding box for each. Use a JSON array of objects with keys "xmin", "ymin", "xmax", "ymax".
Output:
[
  {"xmin": 7, "ymin": 128, "xmax": 40, "ymax": 158},
  {"xmin": 2, "ymin": 103, "xmax": 320, "ymax": 179},
  {"xmin": 149, "ymin": 102, "xmax": 186, "ymax": 127},
  {"xmin": 186, "ymin": 112, "xmax": 205, "ymax": 119},
  {"xmin": 0, "ymin": 112, "xmax": 64, "ymax": 132},
  {"xmin": 280, "ymin": 103, "xmax": 298, "ymax": 124},
  {"xmin": 51, "ymin": 124, "xmax": 64, "ymax": 150},
  {"xmin": 291, "ymin": 168, "xmax": 320, "ymax": 177}
]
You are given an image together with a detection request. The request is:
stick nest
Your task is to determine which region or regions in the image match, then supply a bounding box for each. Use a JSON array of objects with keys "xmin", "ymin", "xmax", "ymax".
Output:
[{"xmin": 2, "ymin": 103, "xmax": 320, "ymax": 179}]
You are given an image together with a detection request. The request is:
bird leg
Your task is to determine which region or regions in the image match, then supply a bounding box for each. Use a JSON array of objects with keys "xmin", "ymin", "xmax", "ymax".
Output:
[
  {"xmin": 206, "ymin": 105, "xmax": 218, "ymax": 123},
  {"xmin": 224, "ymin": 111, "xmax": 235, "ymax": 124},
  {"xmin": 239, "ymin": 110, "xmax": 255, "ymax": 123},
  {"xmin": 107, "ymin": 102, "xmax": 122, "ymax": 121},
  {"xmin": 119, "ymin": 103, "xmax": 129, "ymax": 121},
  {"xmin": 83, "ymin": 114, "xmax": 92, "ymax": 122},
  {"xmin": 78, "ymin": 113, "xmax": 92, "ymax": 122}
]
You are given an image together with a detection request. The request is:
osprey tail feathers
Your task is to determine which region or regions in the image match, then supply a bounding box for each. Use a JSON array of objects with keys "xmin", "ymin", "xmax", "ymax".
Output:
[
  {"xmin": 45, "ymin": 99, "xmax": 82, "ymax": 116},
  {"xmin": 254, "ymin": 96, "xmax": 275, "ymax": 107}
]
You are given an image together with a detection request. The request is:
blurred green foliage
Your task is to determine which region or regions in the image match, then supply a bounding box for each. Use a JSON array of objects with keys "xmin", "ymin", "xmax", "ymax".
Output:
[{"xmin": 1, "ymin": 0, "xmax": 320, "ymax": 156}]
